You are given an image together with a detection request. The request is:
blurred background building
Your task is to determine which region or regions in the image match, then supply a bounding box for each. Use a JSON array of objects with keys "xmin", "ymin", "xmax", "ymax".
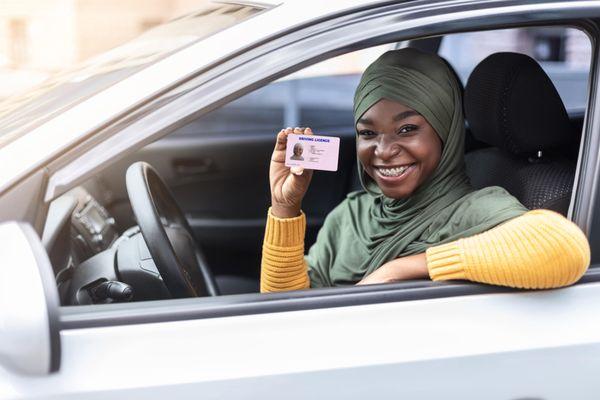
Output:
[{"xmin": 0, "ymin": 0, "xmax": 204, "ymax": 98}]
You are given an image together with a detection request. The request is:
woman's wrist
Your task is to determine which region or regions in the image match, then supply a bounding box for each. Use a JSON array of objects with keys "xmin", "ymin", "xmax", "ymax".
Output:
[
  {"xmin": 357, "ymin": 253, "xmax": 429, "ymax": 285},
  {"xmin": 270, "ymin": 203, "xmax": 302, "ymax": 219}
]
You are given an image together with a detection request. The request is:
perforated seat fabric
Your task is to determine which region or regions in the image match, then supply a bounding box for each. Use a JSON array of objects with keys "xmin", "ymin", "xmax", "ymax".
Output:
[
  {"xmin": 465, "ymin": 148, "xmax": 574, "ymax": 213},
  {"xmin": 464, "ymin": 52, "xmax": 577, "ymax": 215}
]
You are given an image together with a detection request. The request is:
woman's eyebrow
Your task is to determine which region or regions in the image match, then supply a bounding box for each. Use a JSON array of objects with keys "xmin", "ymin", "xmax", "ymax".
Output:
[
  {"xmin": 357, "ymin": 117, "xmax": 373, "ymax": 126},
  {"xmin": 393, "ymin": 110, "xmax": 420, "ymax": 121}
]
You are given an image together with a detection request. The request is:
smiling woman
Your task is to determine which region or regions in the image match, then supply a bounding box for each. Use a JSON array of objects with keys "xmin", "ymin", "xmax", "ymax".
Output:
[{"xmin": 261, "ymin": 47, "xmax": 590, "ymax": 291}]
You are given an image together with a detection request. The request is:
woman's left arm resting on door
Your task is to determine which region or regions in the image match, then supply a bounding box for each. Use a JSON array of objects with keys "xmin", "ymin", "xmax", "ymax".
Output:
[
  {"xmin": 426, "ymin": 209, "xmax": 590, "ymax": 289},
  {"xmin": 359, "ymin": 209, "xmax": 590, "ymax": 289}
]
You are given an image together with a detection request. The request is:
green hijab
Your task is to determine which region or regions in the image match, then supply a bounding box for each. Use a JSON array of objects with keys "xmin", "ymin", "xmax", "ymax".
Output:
[{"xmin": 305, "ymin": 48, "xmax": 527, "ymax": 287}]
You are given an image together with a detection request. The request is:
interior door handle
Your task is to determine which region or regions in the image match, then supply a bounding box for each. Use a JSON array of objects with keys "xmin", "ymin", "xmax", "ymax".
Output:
[{"xmin": 173, "ymin": 158, "xmax": 214, "ymax": 176}]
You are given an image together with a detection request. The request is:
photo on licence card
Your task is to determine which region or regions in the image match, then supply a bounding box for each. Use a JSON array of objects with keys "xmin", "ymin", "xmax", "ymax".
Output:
[{"xmin": 285, "ymin": 134, "xmax": 340, "ymax": 172}]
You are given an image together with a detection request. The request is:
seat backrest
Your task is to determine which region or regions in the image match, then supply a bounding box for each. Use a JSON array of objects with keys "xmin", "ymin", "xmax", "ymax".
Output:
[{"xmin": 463, "ymin": 52, "xmax": 577, "ymax": 214}]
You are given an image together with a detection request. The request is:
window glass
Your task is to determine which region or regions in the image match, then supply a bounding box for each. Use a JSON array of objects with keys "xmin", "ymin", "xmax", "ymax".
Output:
[
  {"xmin": 0, "ymin": 3, "xmax": 263, "ymax": 147},
  {"xmin": 439, "ymin": 27, "xmax": 591, "ymax": 112}
]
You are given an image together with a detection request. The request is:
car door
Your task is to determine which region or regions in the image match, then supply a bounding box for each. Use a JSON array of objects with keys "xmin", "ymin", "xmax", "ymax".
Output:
[
  {"xmin": 4, "ymin": 1, "xmax": 600, "ymax": 399},
  {"xmin": 2, "ymin": 272, "xmax": 600, "ymax": 399}
]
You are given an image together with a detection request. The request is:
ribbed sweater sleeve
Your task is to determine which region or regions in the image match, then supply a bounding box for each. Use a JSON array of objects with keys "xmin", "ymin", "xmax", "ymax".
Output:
[
  {"xmin": 260, "ymin": 208, "xmax": 310, "ymax": 293},
  {"xmin": 426, "ymin": 209, "xmax": 590, "ymax": 288}
]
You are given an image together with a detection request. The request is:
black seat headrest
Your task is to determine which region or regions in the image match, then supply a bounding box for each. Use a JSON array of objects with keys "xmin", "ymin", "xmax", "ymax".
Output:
[{"xmin": 464, "ymin": 52, "xmax": 574, "ymax": 155}]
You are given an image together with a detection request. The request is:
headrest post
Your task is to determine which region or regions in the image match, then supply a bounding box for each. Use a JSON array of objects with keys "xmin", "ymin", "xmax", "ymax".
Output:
[{"xmin": 528, "ymin": 150, "xmax": 544, "ymax": 164}]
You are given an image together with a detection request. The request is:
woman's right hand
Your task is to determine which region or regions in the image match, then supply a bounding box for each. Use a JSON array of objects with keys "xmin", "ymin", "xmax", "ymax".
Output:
[{"xmin": 269, "ymin": 127, "xmax": 314, "ymax": 218}]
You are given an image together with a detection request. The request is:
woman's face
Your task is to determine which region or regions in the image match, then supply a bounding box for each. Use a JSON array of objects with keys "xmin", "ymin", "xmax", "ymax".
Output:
[
  {"xmin": 294, "ymin": 144, "xmax": 303, "ymax": 156},
  {"xmin": 356, "ymin": 98, "xmax": 442, "ymax": 199}
]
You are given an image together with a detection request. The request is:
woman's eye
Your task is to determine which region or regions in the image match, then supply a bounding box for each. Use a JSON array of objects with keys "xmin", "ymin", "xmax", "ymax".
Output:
[
  {"xmin": 358, "ymin": 130, "xmax": 376, "ymax": 138},
  {"xmin": 398, "ymin": 125, "xmax": 418, "ymax": 134}
]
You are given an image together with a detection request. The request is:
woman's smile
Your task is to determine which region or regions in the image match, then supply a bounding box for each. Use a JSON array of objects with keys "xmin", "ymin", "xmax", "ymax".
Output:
[{"xmin": 374, "ymin": 163, "xmax": 415, "ymax": 180}]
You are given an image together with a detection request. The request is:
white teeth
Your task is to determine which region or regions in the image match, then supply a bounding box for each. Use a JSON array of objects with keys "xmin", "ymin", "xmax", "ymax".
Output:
[{"xmin": 377, "ymin": 165, "xmax": 409, "ymax": 177}]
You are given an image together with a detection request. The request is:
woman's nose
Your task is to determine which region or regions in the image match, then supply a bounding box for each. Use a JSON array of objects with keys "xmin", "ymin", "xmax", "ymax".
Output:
[{"xmin": 374, "ymin": 136, "xmax": 402, "ymax": 160}]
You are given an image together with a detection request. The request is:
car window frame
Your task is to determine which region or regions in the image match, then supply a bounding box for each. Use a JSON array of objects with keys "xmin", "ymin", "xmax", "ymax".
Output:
[{"xmin": 51, "ymin": 1, "xmax": 600, "ymax": 329}]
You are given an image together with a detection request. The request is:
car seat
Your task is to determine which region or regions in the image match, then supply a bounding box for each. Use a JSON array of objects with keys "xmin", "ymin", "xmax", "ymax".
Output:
[{"xmin": 463, "ymin": 52, "xmax": 578, "ymax": 215}]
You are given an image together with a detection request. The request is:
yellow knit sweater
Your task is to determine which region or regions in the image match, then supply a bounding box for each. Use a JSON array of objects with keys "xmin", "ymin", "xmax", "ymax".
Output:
[{"xmin": 261, "ymin": 209, "xmax": 590, "ymax": 292}]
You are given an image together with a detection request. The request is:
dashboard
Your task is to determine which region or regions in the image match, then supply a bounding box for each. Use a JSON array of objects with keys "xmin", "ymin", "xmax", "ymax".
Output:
[
  {"xmin": 71, "ymin": 189, "xmax": 119, "ymax": 260},
  {"xmin": 42, "ymin": 186, "xmax": 153, "ymax": 305},
  {"xmin": 43, "ymin": 187, "xmax": 118, "ymax": 271},
  {"xmin": 42, "ymin": 183, "xmax": 194, "ymax": 305}
]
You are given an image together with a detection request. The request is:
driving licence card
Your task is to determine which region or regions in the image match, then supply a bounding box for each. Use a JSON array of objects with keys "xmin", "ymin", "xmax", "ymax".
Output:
[{"xmin": 285, "ymin": 134, "xmax": 340, "ymax": 172}]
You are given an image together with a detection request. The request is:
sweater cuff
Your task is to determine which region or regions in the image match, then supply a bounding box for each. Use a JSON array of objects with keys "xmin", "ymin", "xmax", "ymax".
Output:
[
  {"xmin": 426, "ymin": 241, "xmax": 467, "ymax": 281},
  {"xmin": 264, "ymin": 207, "xmax": 306, "ymax": 247}
]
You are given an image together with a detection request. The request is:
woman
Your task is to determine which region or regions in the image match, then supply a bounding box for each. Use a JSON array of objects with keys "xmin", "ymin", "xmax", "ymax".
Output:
[{"xmin": 261, "ymin": 48, "xmax": 589, "ymax": 292}]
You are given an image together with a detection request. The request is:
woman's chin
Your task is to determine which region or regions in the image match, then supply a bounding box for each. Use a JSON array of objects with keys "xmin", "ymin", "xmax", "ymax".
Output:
[{"xmin": 380, "ymin": 188, "xmax": 414, "ymax": 200}]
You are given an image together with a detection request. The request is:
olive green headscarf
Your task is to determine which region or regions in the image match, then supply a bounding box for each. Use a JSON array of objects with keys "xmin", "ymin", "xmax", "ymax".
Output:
[{"xmin": 305, "ymin": 48, "xmax": 527, "ymax": 287}]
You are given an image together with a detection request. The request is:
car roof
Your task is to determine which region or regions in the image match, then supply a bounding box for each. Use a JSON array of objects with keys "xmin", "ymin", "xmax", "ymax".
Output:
[
  {"xmin": 219, "ymin": 0, "xmax": 390, "ymax": 7},
  {"xmin": 220, "ymin": 0, "xmax": 402, "ymax": 20}
]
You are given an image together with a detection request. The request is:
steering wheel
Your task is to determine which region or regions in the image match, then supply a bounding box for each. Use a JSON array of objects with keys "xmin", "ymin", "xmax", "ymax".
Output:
[{"xmin": 125, "ymin": 162, "xmax": 219, "ymax": 298}]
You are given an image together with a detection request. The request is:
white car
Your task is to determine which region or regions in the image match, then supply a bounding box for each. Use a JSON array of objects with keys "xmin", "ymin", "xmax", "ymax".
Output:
[{"xmin": 1, "ymin": 0, "xmax": 600, "ymax": 398}]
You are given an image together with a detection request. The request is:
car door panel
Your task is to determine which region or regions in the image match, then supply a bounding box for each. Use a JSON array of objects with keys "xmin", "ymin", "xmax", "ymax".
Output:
[{"xmin": 5, "ymin": 282, "xmax": 600, "ymax": 399}]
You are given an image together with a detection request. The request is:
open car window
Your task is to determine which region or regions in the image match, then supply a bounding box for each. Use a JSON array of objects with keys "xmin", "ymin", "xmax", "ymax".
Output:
[{"xmin": 53, "ymin": 21, "xmax": 592, "ymax": 310}]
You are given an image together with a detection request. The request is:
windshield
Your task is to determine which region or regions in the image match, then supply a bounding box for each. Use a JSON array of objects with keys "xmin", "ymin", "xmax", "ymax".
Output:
[{"xmin": 0, "ymin": 2, "xmax": 263, "ymax": 147}]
